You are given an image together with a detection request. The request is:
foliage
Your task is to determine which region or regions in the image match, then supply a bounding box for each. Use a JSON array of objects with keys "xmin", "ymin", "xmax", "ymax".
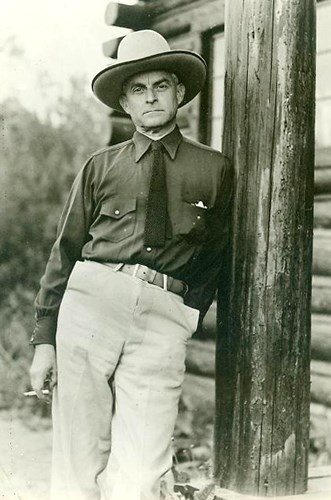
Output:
[{"xmin": 0, "ymin": 77, "xmax": 109, "ymax": 410}]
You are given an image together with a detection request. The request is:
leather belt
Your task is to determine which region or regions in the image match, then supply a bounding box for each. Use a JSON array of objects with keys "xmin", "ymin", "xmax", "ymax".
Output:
[{"xmin": 104, "ymin": 262, "xmax": 188, "ymax": 297}]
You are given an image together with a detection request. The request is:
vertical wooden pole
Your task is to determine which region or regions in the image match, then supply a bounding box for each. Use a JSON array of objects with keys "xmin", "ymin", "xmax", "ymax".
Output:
[{"xmin": 214, "ymin": 0, "xmax": 316, "ymax": 496}]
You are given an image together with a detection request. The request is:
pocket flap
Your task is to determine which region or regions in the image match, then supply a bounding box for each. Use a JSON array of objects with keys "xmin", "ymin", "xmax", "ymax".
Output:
[{"xmin": 100, "ymin": 198, "xmax": 136, "ymax": 219}]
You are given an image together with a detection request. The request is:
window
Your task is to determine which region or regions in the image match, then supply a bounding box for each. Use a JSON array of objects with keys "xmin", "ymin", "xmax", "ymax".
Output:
[
  {"xmin": 201, "ymin": 31, "xmax": 225, "ymax": 149},
  {"xmin": 210, "ymin": 32, "xmax": 225, "ymax": 149},
  {"xmin": 316, "ymin": 0, "xmax": 331, "ymax": 149}
]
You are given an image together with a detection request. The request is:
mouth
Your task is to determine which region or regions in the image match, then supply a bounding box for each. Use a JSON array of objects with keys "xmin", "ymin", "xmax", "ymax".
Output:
[{"xmin": 144, "ymin": 110, "xmax": 163, "ymax": 114}]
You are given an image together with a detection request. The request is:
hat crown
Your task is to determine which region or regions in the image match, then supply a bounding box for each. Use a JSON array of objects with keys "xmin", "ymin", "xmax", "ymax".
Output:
[{"xmin": 118, "ymin": 30, "xmax": 171, "ymax": 63}]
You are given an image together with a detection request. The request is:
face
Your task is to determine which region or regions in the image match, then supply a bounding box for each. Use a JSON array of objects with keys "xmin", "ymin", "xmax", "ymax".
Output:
[{"xmin": 119, "ymin": 70, "xmax": 185, "ymax": 133}]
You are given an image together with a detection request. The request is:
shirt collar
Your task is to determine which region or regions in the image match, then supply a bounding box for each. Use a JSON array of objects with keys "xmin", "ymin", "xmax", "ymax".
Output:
[{"xmin": 133, "ymin": 125, "xmax": 182, "ymax": 162}]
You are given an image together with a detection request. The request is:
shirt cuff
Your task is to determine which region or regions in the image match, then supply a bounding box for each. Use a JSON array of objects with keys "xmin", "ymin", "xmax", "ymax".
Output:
[{"xmin": 30, "ymin": 316, "xmax": 57, "ymax": 346}]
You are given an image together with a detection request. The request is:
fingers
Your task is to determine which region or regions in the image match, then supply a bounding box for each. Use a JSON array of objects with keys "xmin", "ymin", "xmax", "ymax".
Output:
[
  {"xmin": 30, "ymin": 367, "xmax": 50, "ymax": 401},
  {"xmin": 29, "ymin": 377, "xmax": 52, "ymax": 403},
  {"xmin": 35, "ymin": 388, "xmax": 50, "ymax": 402},
  {"xmin": 29, "ymin": 344, "xmax": 57, "ymax": 402},
  {"xmin": 49, "ymin": 366, "xmax": 58, "ymax": 389}
]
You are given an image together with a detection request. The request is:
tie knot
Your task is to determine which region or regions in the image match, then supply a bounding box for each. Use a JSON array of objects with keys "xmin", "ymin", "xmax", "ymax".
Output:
[{"xmin": 151, "ymin": 140, "xmax": 163, "ymax": 152}]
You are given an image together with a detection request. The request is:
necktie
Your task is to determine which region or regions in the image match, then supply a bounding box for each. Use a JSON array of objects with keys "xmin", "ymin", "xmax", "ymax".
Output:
[{"xmin": 144, "ymin": 140, "xmax": 167, "ymax": 247}]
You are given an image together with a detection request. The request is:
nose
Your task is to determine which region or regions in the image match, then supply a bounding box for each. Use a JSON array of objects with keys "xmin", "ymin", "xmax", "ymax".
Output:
[{"xmin": 145, "ymin": 88, "xmax": 157, "ymax": 103}]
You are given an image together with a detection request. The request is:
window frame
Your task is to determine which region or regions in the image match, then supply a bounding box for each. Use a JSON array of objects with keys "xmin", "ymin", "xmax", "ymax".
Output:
[{"xmin": 199, "ymin": 26, "xmax": 225, "ymax": 147}]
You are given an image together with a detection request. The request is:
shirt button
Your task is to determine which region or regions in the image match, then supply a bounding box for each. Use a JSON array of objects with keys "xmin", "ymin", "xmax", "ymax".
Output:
[
  {"xmin": 114, "ymin": 209, "xmax": 120, "ymax": 215},
  {"xmin": 146, "ymin": 247, "xmax": 152, "ymax": 252}
]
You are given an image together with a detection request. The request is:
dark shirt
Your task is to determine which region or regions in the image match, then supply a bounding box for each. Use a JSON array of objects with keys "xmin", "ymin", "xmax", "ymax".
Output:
[{"xmin": 31, "ymin": 126, "xmax": 233, "ymax": 346}]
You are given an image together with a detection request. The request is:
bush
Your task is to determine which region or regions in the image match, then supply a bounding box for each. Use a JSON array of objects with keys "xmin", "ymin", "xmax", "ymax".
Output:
[{"xmin": 0, "ymin": 77, "xmax": 109, "ymax": 413}]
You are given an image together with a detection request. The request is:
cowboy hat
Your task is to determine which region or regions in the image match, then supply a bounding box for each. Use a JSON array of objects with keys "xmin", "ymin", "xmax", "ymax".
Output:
[{"xmin": 92, "ymin": 30, "xmax": 207, "ymax": 112}]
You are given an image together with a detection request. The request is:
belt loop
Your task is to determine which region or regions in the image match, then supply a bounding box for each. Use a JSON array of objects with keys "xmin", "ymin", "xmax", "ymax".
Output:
[
  {"xmin": 133, "ymin": 264, "xmax": 140, "ymax": 277},
  {"xmin": 113, "ymin": 263, "xmax": 124, "ymax": 272},
  {"xmin": 163, "ymin": 274, "xmax": 168, "ymax": 291}
]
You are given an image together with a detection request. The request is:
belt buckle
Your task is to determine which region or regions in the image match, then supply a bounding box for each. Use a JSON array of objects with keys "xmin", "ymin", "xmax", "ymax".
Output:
[{"xmin": 135, "ymin": 265, "xmax": 157, "ymax": 284}]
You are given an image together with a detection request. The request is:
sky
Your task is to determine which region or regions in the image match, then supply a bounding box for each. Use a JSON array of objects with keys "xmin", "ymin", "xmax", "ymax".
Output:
[{"xmin": 0, "ymin": 0, "xmax": 135, "ymax": 115}]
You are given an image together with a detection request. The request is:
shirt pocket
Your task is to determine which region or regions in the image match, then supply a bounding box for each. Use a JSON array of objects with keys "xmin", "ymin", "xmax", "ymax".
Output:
[
  {"xmin": 99, "ymin": 197, "xmax": 137, "ymax": 243},
  {"xmin": 177, "ymin": 195, "xmax": 208, "ymax": 243}
]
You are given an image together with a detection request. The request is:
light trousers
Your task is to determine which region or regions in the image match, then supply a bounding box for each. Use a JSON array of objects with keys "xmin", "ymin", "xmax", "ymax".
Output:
[{"xmin": 50, "ymin": 260, "xmax": 199, "ymax": 500}]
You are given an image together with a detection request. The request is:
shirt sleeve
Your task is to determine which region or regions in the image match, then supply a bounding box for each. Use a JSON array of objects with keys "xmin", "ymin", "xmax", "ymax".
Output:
[
  {"xmin": 184, "ymin": 155, "xmax": 234, "ymax": 331},
  {"xmin": 30, "ymin": 157, "xmax": 96, "ymax": 346}
]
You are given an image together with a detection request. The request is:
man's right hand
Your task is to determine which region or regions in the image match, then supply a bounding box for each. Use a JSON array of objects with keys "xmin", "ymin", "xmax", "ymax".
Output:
[{"xmin": 30, "ymin": 344, "xmax": 57, "ymax": 401}]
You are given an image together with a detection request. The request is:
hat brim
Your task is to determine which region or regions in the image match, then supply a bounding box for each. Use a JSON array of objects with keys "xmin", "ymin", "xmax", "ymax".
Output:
[{"xmin": 92, "ymin": 50, "xmax": 207, "ymax": 112}]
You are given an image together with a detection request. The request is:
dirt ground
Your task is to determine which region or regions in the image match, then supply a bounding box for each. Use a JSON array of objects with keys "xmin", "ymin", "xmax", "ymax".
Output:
[{"xmin": 0, "ymin": 410, "xmax": 52, "ymax": 500}]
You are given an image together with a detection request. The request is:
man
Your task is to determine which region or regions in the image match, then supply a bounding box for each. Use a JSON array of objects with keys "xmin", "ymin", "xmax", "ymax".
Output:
[{"xmin": 29, "ymin": 30, "xmax": 233, "ymax": 500}]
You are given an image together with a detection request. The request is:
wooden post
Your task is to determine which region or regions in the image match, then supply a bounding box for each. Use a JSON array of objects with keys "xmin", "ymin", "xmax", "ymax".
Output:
[{"xmin": 214, "ymin": 0, "xmax": 316, "ymax": 496}]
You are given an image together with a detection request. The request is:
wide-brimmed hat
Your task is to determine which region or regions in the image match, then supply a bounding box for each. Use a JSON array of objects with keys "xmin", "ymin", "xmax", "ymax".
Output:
[{"xmin": 92, "ymin": 30, "xmax": 207, "ymax": 112}]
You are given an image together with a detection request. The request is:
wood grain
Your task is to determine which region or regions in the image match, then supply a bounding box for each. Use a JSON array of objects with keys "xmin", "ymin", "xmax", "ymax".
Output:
[{"xmin": 215, "ymin": 0, "xmax": 316, "ymax": 495}]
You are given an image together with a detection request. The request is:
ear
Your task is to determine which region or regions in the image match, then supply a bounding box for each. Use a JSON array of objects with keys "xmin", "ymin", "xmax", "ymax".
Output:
[
  {"xmin": 119, "ymin": 94, "xmax": 129, "ymax": 113},
  {"xmin": 176, "ymin": 83, "xmax": 185, "ymax": 106}
]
